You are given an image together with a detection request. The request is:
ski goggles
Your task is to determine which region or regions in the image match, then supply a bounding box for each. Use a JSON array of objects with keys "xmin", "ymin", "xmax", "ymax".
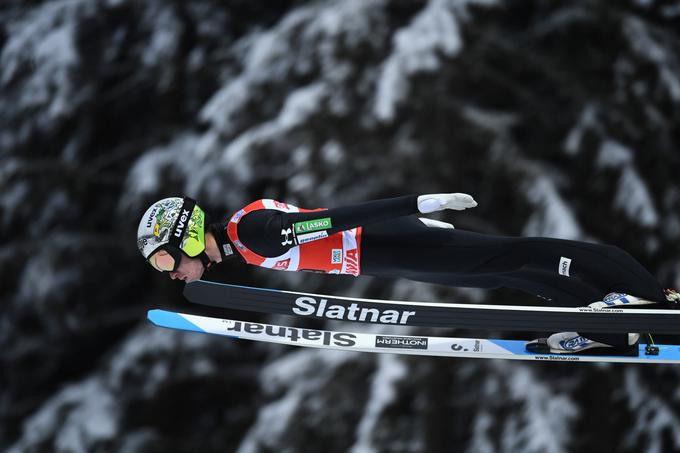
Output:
[{"xmin": 148, "ymin": 247, "xmax": 182, "ymax": 272}]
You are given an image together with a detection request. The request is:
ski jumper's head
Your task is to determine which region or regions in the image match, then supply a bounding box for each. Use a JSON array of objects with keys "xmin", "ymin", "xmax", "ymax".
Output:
[{"xmin": 137, "ymin": 197, "xmax": 215, "ymax": 282}]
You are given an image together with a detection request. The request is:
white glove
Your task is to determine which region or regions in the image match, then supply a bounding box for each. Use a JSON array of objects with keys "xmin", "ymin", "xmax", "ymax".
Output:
[{"xmin": 417, "ymin": 193, "xmax": 478, "ymax": 214}]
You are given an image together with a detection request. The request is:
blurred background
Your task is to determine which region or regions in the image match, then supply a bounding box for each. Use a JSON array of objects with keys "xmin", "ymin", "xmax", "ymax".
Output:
[{"xmin": 2, "ymin": 0, "xmax": 680, "ymax": 452}]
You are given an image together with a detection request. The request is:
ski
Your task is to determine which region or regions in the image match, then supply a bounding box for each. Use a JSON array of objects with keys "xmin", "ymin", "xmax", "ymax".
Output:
[
  {"xmin": 147, "ymin": 309, "xmax": 680, "ymax": 364},
  {"xmin": 183, "ymin": 280, "xmax": 680, "ymax": 334}
]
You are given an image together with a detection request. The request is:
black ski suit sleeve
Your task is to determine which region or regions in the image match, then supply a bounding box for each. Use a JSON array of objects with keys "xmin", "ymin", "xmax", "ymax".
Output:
[{"xmin": 237, "ymin": 195, "xmax": 419, "ymax": 258}]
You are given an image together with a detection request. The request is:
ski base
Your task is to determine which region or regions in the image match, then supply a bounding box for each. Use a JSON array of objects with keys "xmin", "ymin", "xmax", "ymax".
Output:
[{"xmin": 147, "ymin": 309, "xmax": 680, "ymax": 364}]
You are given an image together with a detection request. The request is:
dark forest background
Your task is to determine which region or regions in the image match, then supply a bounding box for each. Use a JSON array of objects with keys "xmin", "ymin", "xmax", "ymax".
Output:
[{"xmin": 2, "ymin": 1, "xmax": 680, "ymax": 452}]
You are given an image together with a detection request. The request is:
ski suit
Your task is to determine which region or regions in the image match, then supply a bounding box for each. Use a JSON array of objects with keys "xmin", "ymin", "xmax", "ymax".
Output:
[{"xmin": 218, "ymin": 195, "xmax": 667, "ymax": 345}]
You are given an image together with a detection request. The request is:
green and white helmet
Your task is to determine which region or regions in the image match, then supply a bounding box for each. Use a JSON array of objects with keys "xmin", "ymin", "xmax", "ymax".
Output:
[{"xmin": 137, "ymin": 197, "xmax": 211, "ymax": 271}]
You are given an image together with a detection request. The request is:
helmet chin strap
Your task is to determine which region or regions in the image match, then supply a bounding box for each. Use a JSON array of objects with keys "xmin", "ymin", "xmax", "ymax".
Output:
[{"xmin": 197, "ymin": 251, "xmax": 215, "ymax": 271}]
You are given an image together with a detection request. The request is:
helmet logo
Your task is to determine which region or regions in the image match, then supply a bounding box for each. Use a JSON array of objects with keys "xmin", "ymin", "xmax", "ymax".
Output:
[
  {"xmin": 174, "ymin": 209, "xmax": 191, "ymax": 238},
  {"xmin": 153, "ymin": 223, "xmax": 160, "ymax": 237},
  {"xmin": 146, "ymin": 208, "xmax": 157, "ymax": 229}
]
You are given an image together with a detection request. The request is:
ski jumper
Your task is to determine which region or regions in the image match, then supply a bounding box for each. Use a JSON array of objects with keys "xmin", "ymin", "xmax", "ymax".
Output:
[{"xmin": 221, "ymin": 195, "xmax": 666, "ymax": 345}]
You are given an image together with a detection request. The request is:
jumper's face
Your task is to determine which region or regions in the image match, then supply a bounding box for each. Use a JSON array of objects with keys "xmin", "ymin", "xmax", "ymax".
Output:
[{"xmin": 170, "ymin": 253, "xmax": 204, "ymax": 282}]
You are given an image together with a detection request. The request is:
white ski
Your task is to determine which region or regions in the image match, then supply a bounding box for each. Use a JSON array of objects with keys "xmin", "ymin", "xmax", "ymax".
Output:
[{"xmin": 147, "ymin": 309, "xmax": 680, "ymax": 364}]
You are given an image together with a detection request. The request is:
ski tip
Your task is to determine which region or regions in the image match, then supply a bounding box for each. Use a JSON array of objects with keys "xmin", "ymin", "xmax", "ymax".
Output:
[
  {"xmin": 146, "ymin": 309, "xmax": 165, "ymax": 325},
  {"xmin": 183, "ymin": 280, "xmax": 213, "ymax": 297},
  {"xmin": 147, "ymin": 309, "xmax": 203, "ymax": 333},
  {"xmin": 147, "ymin": 309, "xmax": 177, "ymax": 327}
]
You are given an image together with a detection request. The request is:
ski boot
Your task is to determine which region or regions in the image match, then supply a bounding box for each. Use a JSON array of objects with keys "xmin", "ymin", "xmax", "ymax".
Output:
[
  {"xmin": 526, "ymin": 292, "xmax": 646, "ymax": 356},
  {"xmin": 526, "ymin": 332, "xmax": 640, "ymax": 356},
  {"xmin": 587, "ymin": 292, "xmax": 657, "ymax": 309}
]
